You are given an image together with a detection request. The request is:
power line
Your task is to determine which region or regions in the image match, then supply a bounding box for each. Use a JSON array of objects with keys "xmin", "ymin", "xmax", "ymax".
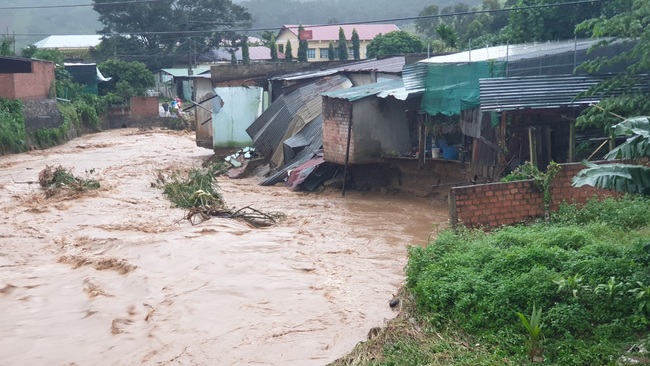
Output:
[
  {"xmin": 0, "ymin": 0, "xmax": 161, "ymax": 10},
  {"xmin": 9, "ymin": 0, "xmax": 604, "ymax": 37}
]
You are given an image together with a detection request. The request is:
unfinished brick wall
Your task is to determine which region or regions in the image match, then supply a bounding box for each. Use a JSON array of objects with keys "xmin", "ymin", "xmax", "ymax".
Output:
[
  {"xmin": 322, "ymin": 97, "xmax": 354, "ymax": 165},
  {"xmin": 130, "ymin": 97, "xmax": 159, "ymax": 117},
  {"xmin": 450, "ymin": 161, "xmax": 617, "ymax": 228}
]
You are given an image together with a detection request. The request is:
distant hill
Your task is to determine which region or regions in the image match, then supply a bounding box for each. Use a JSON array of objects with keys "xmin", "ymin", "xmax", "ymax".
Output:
[
  {"xmin": 238, "ymin": 0, "xmax": 483, "ymax": 29},
  {"xmin": 0, "ymin": 0, "xmax": 481, "ymax": 53}
]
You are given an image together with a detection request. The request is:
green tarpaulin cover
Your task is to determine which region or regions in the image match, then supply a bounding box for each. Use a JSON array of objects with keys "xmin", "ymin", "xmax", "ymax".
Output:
[{"xmin": 421, "ymin": 61, "xmax": 506, "ymax": 116}]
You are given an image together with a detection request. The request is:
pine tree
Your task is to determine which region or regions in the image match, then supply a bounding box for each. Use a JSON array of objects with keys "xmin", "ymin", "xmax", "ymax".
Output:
[
  {"xmin": 270, "ymin": 35, "xmax": 278, "ymax": 61},
  {"xmin": 230, "ymin": 51, "xmax": 237, "ymax": 65},
  {"xmin": 297, "ymin": 24, "xmax": 309, "ymax": 62},
  {"xmin": 338, "ymin": 27, "xmax": 348, "ymax": 60},
  {"xmin": 285, "ymin": 41, "xmax": 293, "ymax": 62},
  {"xmin": 328, "ymin": 41, "xmax": 335, "ymax": 61},
  {"xmin": 242, "ymin": 42, "xmax": 250, "ymax": 65},
  {"xmin": 351, "ymin": 28, "xmax": 360, "ymax": 60}
]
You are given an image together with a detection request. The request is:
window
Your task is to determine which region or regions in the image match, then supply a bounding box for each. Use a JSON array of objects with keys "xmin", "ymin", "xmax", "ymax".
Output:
[
  {"xmin": 307, "ymin": 48, "xmax": 316, "ymax": 59},
  {"xmin": 278, "ymin": 44, "xmax": 284, "ymax": 53},
  {"xmin": 319, "ymin": 48, "xmax": 329, "ymax": 59},
  {"xmin": 348, "ymin": 48, "xmax": 355, "ymax": 59}
]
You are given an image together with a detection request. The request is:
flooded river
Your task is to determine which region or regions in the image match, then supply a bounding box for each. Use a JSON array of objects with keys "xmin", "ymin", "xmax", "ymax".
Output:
[{"xmin": 0, "ymin": 129, "xmax": 448, "ymax": 365}]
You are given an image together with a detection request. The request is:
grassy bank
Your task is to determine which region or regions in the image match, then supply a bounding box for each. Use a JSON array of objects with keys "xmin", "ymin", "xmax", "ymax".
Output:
[{"xmin": 332, "ymin": 195, "xmax": 650, "ymax": 365}]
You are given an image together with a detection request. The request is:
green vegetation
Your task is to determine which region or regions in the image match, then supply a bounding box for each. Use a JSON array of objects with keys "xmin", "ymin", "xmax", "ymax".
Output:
[
  {"xmin": 502, "ymin": 161, "xmax": 560, "ymax": 209},
  {"xmin": 373, "ymin": 196, "xmax": 650, "ymax": 365},
  {"xmin": 159, "ymin": 167, "xmax": 225, "ymax": 210},
  {"xmin": 338, "ymin": 27, "xmax": 348, "ymax": 61},
  {"xmin": 351, "ymin": 28, "xmax": 360, "ymax": 60},
  {"xmin": 298, "ymin": 24, "xmax": 308, "ymax": 63},
  {"xmin": 97, "ymin": 59, "xmax": 155, "ymax": 102},
  {"xmin": 334, "ymin": 196, "xmax": 650, "ymax": 365},
  {"xmin": 90, "ymin": 0, "xmax": 252, "ymax": 70},
  {"xmin": 38, "ymin": 165, "xmax": 100, "ymax": 198},
  {"xmin": 155, "ymin": 163, "xmax": 283, "ymax": 227},
  {"xmin": 0, "ymin": 98, "xmax": 27, "ymax": 153},
  {"xmin": 285, "ymin": 41, "xmax": 293, "ymax": 62},
  {"xmin": 366, "ymin": 31, "xmax": 425, "ymax": 58}
]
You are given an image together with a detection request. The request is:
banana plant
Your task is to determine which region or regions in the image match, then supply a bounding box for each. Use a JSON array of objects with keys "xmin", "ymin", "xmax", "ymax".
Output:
[
  {"xmin": 516, "ymin": 304, "xmax": 544, "ymax": 362},
  {"xmin": 573, "ymin": 116, "xmax": 650, "ymax": 195}
]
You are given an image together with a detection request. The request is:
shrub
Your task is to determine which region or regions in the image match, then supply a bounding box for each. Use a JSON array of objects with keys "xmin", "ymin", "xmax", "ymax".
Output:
[
  {"xmin": 407, "ymin": 196, "xmax": 650, "ymax": 364},
  {"xmin": 0, "ymin": 98, "xmax": 26, "ymax": 152}
]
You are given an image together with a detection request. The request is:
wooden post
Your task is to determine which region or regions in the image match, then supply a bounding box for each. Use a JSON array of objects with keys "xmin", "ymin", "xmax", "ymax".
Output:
[
  {"xmin": 528, "ymin": 126, "xmax": 538, "ymax": 167},
  {"xmin": 342, "ymin": 105, "xmax": 353, "ymax": 197},
  {"xmin": 568, "ymin": 120, "xmax": 575, "ymax": 163},
  {"xmin": 498, "ymin": 111, "xmax": 507, "ymax": 166},
  {"xmin": 418, "ymin": 114, "xmax": 426, "ymax": 169},
  {"xmin": 449, "ymin": 192, "xmax": 458, "ymax": 228}
]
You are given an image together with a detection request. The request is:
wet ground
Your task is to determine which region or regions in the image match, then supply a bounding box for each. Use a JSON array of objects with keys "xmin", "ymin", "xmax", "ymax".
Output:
[{"xmin": 0, "ymin": 128, "xmax": 449, "ymax": 365}]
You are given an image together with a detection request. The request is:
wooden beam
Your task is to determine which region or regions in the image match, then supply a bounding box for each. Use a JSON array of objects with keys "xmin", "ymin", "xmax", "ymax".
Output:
[
  {"xmin": 529, "ymin": 126, "xmax": 538, "ymax": 167},
  {"xmin": 568, "ymin": 121, "xmax": 576, "ymax": 162}
]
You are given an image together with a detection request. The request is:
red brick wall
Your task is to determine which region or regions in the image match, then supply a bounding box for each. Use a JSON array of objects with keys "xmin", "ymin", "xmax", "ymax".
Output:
[
  {"xmin": 450, "ymin": 161, "xmax": 617, "ymax": 228},
  {"xmin": 130, "ymin": 96, "xmax": 159, "ymax": 117},
  {"xmin": 0, "ymin": 74, "xmax": 16, "ymax": 99},
  {"xmin": 323, "ymin": 97, "xmax": 354, "ymax": 165},
  {"xmin": 0, "ymin": 61, "xmax": 54, "ymax": 101}
]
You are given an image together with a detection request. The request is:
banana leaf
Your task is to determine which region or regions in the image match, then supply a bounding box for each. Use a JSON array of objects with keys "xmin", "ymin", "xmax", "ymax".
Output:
[
  {"xmin": 606, "ymin": 116, "xmax": 650, "ymax": 160},
  {"xmin": 573, "ymin": 161, "xmax": 650, "ymax": 195}
]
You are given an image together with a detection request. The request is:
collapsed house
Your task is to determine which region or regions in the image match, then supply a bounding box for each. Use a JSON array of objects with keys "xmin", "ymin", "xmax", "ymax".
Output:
[{"xmin": 245, "ymin": 57, "xmax": 407, "ymax": 187}]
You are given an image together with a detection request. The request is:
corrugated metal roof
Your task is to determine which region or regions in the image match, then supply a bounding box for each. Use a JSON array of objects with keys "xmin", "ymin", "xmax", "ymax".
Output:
[
  {"xmin": 261, "ymin": 116, "xmax": 324, "ymax": 186},
  {"xmin": 421, "ymin": 38, "xmax": 602, "ymax": 64},
  {"xmin": 334, "ymin": 56, "xmax": 405, "ymax": 74},
  {"xmin": 246, "ymin": 75, "xmax": 352, "ymax": 158},
  {"xmin": 160, "ymin": 68, "xmax": 210, "ymax": 77},
  {"xmin": 479, "ymin": 74, "xmax": 650, "ymax": 111},
  {"xmin": 33, "ymin": 35, "xmax": 102, "ymax": 49},
  {"xmin": 281, "ymin": 24, "xmax": 399, "ymax": 42},
  {"xmin": 197, "ymin": 46, "xmax": 285, "ymax": 62},
  {"xmin": 271, "ymin": 56, "xmax": 405, "ymax": 81},
  {"xmin": 322, "ymin": 79, "xmax": 403, "ymax": 102}
]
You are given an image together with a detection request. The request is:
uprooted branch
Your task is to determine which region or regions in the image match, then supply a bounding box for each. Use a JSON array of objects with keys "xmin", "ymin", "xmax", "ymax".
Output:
[
  {"xmin": 185, "ymin": 205, "xmax": 285, "ymax": 227},
  {"xmin": 155, "ymin": 164, "xmax": 283, "ymax": 227}
]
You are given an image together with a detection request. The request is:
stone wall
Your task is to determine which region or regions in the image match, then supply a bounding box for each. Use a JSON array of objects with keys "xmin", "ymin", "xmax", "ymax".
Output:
[
  {"xmin": 322, "ymin": 97, "xmax": 354, "ymax": 165},
  {"xmin": 22, "ymin": 99, "xmax": 63, "ymax": 133},
  {"xmin": 449, "ymin": 161, "xmax": 618, "ymax": 228}
]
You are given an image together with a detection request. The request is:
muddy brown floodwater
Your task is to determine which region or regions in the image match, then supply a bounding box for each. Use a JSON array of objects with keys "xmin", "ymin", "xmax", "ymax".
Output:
[{"xmin": 0, "ymin": 128, "xmax": 448, "ymax": 366}]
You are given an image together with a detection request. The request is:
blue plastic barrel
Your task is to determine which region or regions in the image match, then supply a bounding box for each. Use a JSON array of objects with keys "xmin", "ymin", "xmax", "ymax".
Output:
[{"xmin": 443, "ymin": 146, "xmax": 458, "ymax": 160}]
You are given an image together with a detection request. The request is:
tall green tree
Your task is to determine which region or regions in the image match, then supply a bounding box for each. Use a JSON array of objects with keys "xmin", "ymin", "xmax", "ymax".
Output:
[
  {"xmin": 97, "ymin": 59, "xmax": 154, "ymax": 99},
  {"xmin": 91, "ymin": 0, "xmax": 251, "ymax": 69},
  {"xmin": 415, "ymin": 5, "xmax": 441, "ymax": 38},
  {"xmin": 573, "ymin": 1, "xmax": 650, "ymax": 195},
  {"xmin": 505, "ymin": 0, "xmax": 606, "ymax": 43},
  {"xmin": 366, "ymin": 31, "xmax": 425, "ymax": 58},
  {"xmin": 242, "ymin": 42, "xmax": 250, "ymax": 64},
  {"xmin": 436, "ymin": 23, "xmax": 459, "ymax": 50},
  {"xmin": 351, "ymin": 28, "xmax": 360, "ymax": 60},
  {"xmin": 285, "ymin": 41, "xmax": 293, "ymax": 62},
  {"xmin": 297, "ymin": 24, "xmax": 309, "ymax": 62},
  {"xmin": 270, "ymin": 35, "xmax": 278, "ymax": 61},
  {"xmin": 0, "ymin": 38, "xmax": 13, "ymax": 56},
  {"xmin": 328, "ymin": 42, "xmax": 335, "ymax": 61},
  {"xmin": 337, "ymin": 27, "xmax": 348, "ymax": 61},
  {"xmin": 576, "ymin": 0, "xmax": 650, "ymax": 130}
]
